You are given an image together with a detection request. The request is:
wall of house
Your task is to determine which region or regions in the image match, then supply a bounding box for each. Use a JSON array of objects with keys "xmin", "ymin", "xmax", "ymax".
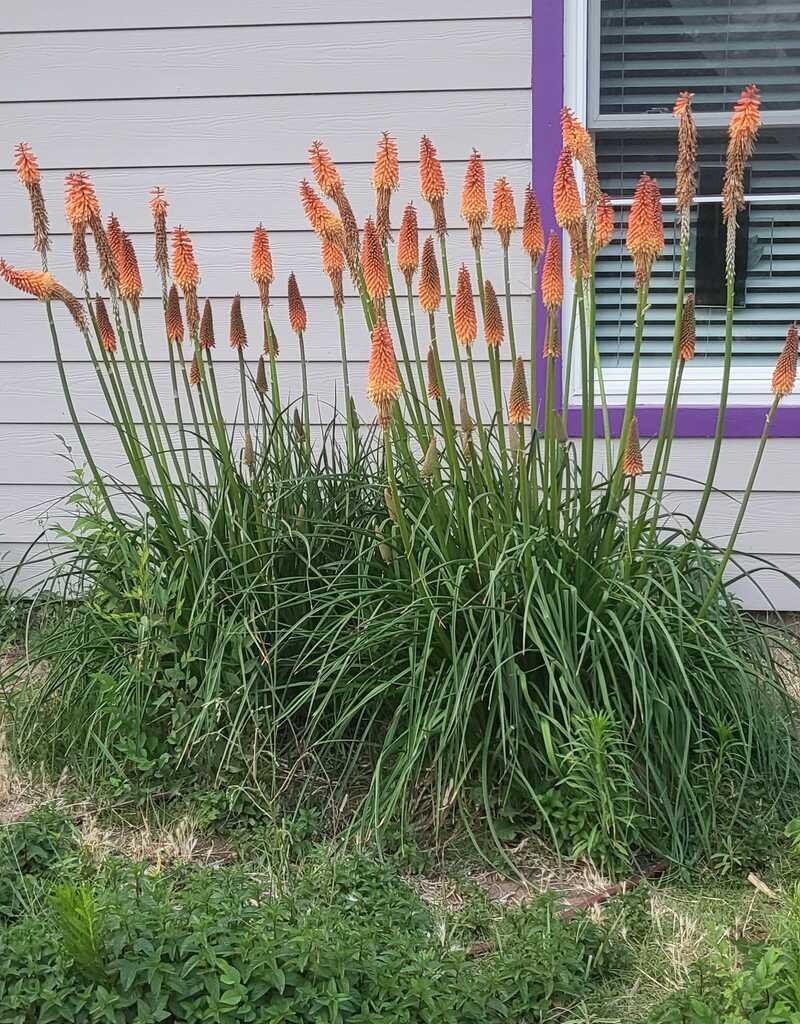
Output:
[{"xmin": 0, "ymin": 2, "xmax": 797, "ymax": 609}]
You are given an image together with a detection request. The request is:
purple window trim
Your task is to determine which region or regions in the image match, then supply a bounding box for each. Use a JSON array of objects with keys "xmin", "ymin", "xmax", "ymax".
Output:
[{"xmin": 530, "ymin": 0, "xmax": 798, "ymax": 440}]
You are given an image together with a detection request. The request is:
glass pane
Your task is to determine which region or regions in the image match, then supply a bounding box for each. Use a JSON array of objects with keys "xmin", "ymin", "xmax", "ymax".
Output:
[
  {"xmin": 594, "ymin": 129, "xmax": 800, "ymax": 367},
  {"xmin": 599, "ymin": 0, "xmax": 800, "ymax": 116}
]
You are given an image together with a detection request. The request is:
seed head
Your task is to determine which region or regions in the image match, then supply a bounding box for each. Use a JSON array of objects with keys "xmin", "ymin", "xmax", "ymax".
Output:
[
  {"xmin": 150, "ymin": 186, "xmax": 169, "ymax": 279},
  {"xmin": 772, "ymin": 322, "xmax": 798, "ymax": 398},
  {"xmin": 522, "ymin": 185, "xmax": 544, "ymax": 260},
  {"xmin": 64, "ymin": 171, "xmax": 100, "ymax": 227},
  {"xmin": 454, "ymin": 263, "xmax": 477, "ymax": 346},
  {"xmin": 553, "ymin": 150, "xmax": 582, "ymax": 230},
  {"xmin": 397, "ymin": 203, "xmax": 419, "ymax": 282},
  {"xmin": 623, "ymin": 417, "xmax": 644, "ymax": 477},
  {"xmin": 673, "ymin": 91, "xmax": 698, "ymax": 228},
  {"xmin": 361, "ymin": 216, "xmax": 388, "ymax": 301},
  {"xmin": 199, "ymin": 298, "xmax": 216, "ymax": 349},
  {"xmin": 309, "ymin": 140, "xmax": 342, "ymax": 198},
  {"xmin": 421, "ymin": 437, "xmax": 438, "ymax": 480},
  {"xmin": 166, "ymin": 285, "xmax": 184, "ymax": 343},
  {"xmin": 543, "ymin": 314, "xmax": 561, "ymax": 359},
  {"xmin": 106, "ymin": 214, "xmax": 124, "ymax": 269},
  {"xmin": 14, "ymin": 142, "xmax": 40, "ymax": 186},
  {"xmin": 626, "ymin": 173, "xmax": 664, "ymax": 287},
  {"xmin": 94, "ymin": 294, "xmax": 116, "ymax": 352},
  {"xmin": 461, "ymin": 150, "xmax": 487, "ymax": 247},
  {"xmin": 426, "ymin": 346, "xmax": 441, "ymax": 400},
  {"xmin": 595, "ymin": 193, "xmax": 614, "ymax": 250},
  {"xmin": 288, "ymin": 272, "xmax": 307, "ymax": 333},
  {"xmin": 321, "ymin": 238, "xmax": 344, "ymax": 308},
  {"xmin": 483, "ymin": 279, "xmax": 504, "ymax": 347},
  {"xmin": 541, "ymin": 231, "xmax": 563, "ymax": 309},
  {"xmin": 255, "ymin": 354, "xmax": 268, "ymax": 395},
  {"xmin": 190, "ymin": 352, "xmax": 202, "ymax": 387},
  {"xmin": 419, "ymin": 136, "xmax": 447, "ymax": 236},
  {"xmin": 492, "ymin": 177, "xmax": 517, "ymax": 247},
  {"xmin": 367, "ymin": 319, "xmax": 401, "ymax": 427},
  {"xmin": 679, "ymin": 293, "xmax": 696, "ymax": 361},
  {"xmin": 508, "ymin": 357, "xmax": 530, "ymax": 424},
  {"xmin": 229, "ymin": 293, "xmax": 247, "ymax": 349},
  {"xmin": 419, "ymin": 235, "xmax": 441, "ymax": 313},
  {"xmin": 71, "ymin": 224, "xmax": 89, "ymax": 276}
]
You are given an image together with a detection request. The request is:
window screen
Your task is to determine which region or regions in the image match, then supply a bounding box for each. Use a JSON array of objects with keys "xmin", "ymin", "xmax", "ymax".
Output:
[{"xmin": 591, "ymin": 1, "xmax": 800, "ymax": 371}]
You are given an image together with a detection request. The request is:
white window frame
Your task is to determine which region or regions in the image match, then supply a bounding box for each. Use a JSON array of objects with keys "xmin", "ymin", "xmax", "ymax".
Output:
[{"xmin": 564, "ymin": 0, "xmax": 800, "ymax": 408}]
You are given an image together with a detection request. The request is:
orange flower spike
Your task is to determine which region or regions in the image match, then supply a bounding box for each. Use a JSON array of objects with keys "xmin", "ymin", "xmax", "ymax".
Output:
[
  {"xmin": 14, "ymin": 143, "xmax": 40, "ymax": 186},
  {"xmin": 372, "ymin": 131, "xmax": 399, "ymax": 193},
  {"xmin": 366, "ymin": 319, "xmax": 401, "ymax": 427},
  {"xmin": 94, "ymin": 294, "xmax": 116, "ymax": 353},
  {"xmin": 0, "ymin": 259, "xmax": 57, "ymax": 299},
  {"xmin": 250, "ymin": 224, "xmax": 273, "ymax": 286},
  {"xmin": 118, "ymin": 233, "xmax": 143, "ymax": 305},
  {"xmin": 171, "ymin": 226, "xmax": 199, "ymax": 291},
  {"xmin": 190, "ymin": 353, "xmax": 201, "ymax": 387},
  {"xmin": 165, "ymin": 285, "xmax": 184, "ymax": 343},
  {"xmin": 397, "ymin": 203, "xmax": 419, "ymax": 283},
  {"xmin": 492, "ymin": 177, "xmax": 517, "ymax": 248},
  {"xmin": 595, "ymin": 193, "xmax": 615, "ymax": 250},
  {"xmin": 361, "ymin": 216, "xmax": 388, "ymax": 301},
  {"xmin": 299, "ymin": 179, "xmax": 344, "ymax": 245},
  {"xmin": 64, "ymin": 171, "xmax": 100, "ymax": 227},
  {"xmin": 483, "ymin": 279, "xmax": 504, "ymax": 347},
  {"xmin": 773, "ymin": 322, "xmax": 799, "ymax": 398},
  {"xmin": 419, "ymin": 235, "xmax": 441, "ymax": 313},
  {"xmin": 229, "ymin": 293, "xmax": 247, "ymax": 349},
  {"xmin": 453, "ymin": 263, "xmax": 477, "ymax": 346},
  {"xmin": 309, "ymin": 140, "xmax": 342, "ymax": 198},
  {"xmin": 679, "ymin": 293, "xmax": 696, "ymax": 361},
  {"xmin": 461, "ymin": 150, "xmax": 488, "ymax": 247},
  {"xmin": 541, "ymin": 231, "xmax": 563, "ymax": 309},
  {"xmin": 561, "ymin": 107, "xmax": 593, "ymax": 164},
  {"xmin": 419, "ymin": 136, "xmax": 447, "ymax": 236},
  {"xmin": 373, "ymin": 131, "xmax": 399, "ymax": 242},
  {"xmin": 522, "ymin": 185, "xmax": 545, "ymax": 260},
  {"xmin": 199, "ymin": 298, "xmax": 216, "ymax": 349},
  {"xmin": 287, "ymin": 272, "xmax": 307, "ymax": 334},
  {"xmin": 722, "ymin": 84, "xmax": 761, "ymax": 225},
  {"xmin": 508, "ymin": 357, "xmax": 530, "ymax": 423},
  {"xmin": 553, "ymin": 149, "xmax": 582, "ymax": 230},
  {"xmin": 623, "ymin": 417, "xmax": 645, "ymax": 477},
  {"xmin": 626, "ymin": 173, "xmax": 664, "ymax": 287}
]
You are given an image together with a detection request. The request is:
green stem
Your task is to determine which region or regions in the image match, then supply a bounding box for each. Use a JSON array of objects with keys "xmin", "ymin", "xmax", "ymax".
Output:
[
  {"xmin": 438, "ymin": 235, "xmax": 466, "ymax": 398},
  {"xmin": 502, "ymin": 245, "xmax": 517, "ymax": 362},
  {"xmin": 698, "ymin": 396, "xmax": 780, "ymax": 617}
]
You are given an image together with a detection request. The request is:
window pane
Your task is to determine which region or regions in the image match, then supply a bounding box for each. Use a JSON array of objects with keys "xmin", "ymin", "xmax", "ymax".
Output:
[
  {"xmin": 594, "ymin": 129, "xmax": 800, "ymax": 367},
  {"xmin": 599, "ymin": 1, "xmax": 800, "ymax": 116}
]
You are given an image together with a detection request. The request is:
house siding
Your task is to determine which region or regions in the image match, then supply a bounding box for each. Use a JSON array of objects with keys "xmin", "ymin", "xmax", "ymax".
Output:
[{"xmin": 0, "ymin": 2, "xmax": 797, "ymax": 609}]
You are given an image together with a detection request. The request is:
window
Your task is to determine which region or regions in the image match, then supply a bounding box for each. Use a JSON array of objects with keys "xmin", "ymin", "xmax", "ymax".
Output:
[{"xmin": 566, "ymin": 0, "xmax": 800, "ymax": 406}]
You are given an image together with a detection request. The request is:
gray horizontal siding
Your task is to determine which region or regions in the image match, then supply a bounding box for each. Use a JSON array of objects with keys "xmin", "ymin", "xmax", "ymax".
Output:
[
  {"xmin": 1, "ymin": 21, "xmax": 531, "ymax": 101},
  {"xmin": 3, "ymin": 2, "xmax": 531, "ymax": 32}
]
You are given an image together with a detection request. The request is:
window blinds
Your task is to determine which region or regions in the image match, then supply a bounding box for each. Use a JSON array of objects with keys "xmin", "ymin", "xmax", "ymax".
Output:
[
  {"xmin": 595, "ymin": 129, "xmax": 800, "ymax": 367},
  {"xmin": 598, "ymin": 0, "xmax": 800, "ymax": 115}
]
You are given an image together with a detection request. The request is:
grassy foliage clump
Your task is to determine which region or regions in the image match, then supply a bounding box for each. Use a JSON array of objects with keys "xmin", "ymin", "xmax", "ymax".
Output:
[{"xmin": 2, "ymin": 86, "xmax": 800, "ymax": 869}]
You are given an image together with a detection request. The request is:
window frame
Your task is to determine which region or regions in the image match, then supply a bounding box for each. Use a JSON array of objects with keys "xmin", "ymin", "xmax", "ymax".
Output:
[{"xmin": 531, "ymin": 0, "xmax": 800, "ymax": 437}]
